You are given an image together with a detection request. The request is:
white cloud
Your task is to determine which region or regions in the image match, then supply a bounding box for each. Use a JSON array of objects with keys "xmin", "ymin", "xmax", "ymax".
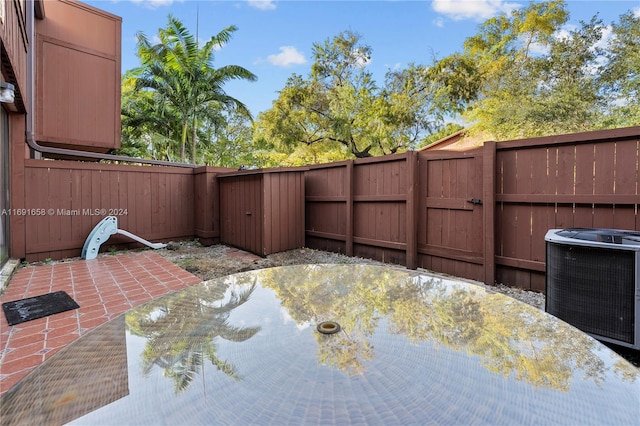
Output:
[
  {"xmin": 634, "ymin": 7, "xmax": 640, "ymax": 18},
  {"xmin": 525, "ymin": 24, "xmax": 572, "ymax": 57},
  {"xmin": 353, "ymin": 49, "xmax": 371, "ymax": 68},
  {"xmin": 593, "ymin": 25, "xmax": 613, "ymax": 52},
  {"xmin": 433, "ymin": 17, "xmax": 445, "ymax": 28},
  {"xmin": 248, "ymin": 0, "xmax": 276, "ymax": 11},
  {"xmin": 431, "ymin": 0, "xmax": 520, "ymax": 21},
  {"xmin": 267, "ymin": 46, "xmax": 306, "ymax": 67}
]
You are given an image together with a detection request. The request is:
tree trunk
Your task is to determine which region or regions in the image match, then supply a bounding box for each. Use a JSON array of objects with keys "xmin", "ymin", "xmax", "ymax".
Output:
[
  {"xmin": 181, "ymin": 118, "xmax": 188, "ymax": 162},
  {"xmin": 191, "ymin": 116, "xmax": 197, "ymax": 164}
]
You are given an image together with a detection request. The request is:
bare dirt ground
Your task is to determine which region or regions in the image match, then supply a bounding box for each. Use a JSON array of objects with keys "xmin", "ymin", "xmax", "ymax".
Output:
[{"xmin": 157, "ymin": 239, "xmax": 546, "ymax": 306}]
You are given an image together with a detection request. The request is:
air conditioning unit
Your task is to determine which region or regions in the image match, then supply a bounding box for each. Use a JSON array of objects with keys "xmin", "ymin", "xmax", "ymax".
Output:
[{"xmin": 545, "ymin": 228, "xmax": 640, "ymax": 350}]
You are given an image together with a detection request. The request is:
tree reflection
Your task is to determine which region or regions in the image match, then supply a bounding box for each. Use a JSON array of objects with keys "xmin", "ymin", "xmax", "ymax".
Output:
[
  {"xmin": 261, "ymin": 265, "xmax": 402, "ymax": 375},
  {"xmin": 125, "ymin": 264, "xmax": 638, "ymax": 394},
  {"xmin": 126, "ymin": 276, "xmax": 260, "ymax": 393},
  {"xmin": 258, "ymin": 265, "xmax": 638, "ymax": 391}
]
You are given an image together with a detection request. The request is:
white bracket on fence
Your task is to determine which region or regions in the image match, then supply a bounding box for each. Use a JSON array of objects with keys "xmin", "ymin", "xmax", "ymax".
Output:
[{"xmin": 81, "ymin": 215, "xmax": 167, "ymax": 260}]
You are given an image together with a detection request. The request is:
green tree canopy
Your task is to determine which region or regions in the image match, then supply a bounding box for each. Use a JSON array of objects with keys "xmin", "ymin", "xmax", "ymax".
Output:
[
  {"xmin": 598, "ymin": 10, "xmax": 640, "ymax": 127},
  {"xmin": 431, "ymin": 0, "xmax": 639, "ymax": 139},
  {"xmin": 253, "ymin": 31, "xmax": 444, "ymax": 165},
  {"xmin": 119, "ymin": 3, "xmax": 639, "ymax": 165}
]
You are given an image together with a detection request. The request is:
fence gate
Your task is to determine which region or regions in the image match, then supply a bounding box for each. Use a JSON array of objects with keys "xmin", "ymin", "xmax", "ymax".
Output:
[{"xmin": 417, "ymin": 148, "xmax": 485, "ymax": 281}]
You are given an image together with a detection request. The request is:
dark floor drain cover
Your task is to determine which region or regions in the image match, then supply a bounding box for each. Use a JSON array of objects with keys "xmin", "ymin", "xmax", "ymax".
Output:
[{"xmin": 2, "ymin": 291, "xmax": 80, "ymax": 326}]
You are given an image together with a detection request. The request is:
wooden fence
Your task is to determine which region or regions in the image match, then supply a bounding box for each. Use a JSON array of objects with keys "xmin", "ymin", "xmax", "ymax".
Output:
[
  {"xmin": 19, "ymin": 160, "xmax": 228, "ymax": 261},
  {"xmin": 305, "ymin": 127, "xmax": 640, "ymax": 291},
  {"xmin": 17, "ymin": 126, "xmax": 639, "ymax": 292},
  {"xmin": 494, "ymin": 127, "xmax": 639, "ymax": 291}
]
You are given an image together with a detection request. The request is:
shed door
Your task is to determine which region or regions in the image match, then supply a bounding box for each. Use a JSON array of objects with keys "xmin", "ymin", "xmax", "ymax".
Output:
[{"xmin": 220, "ymin": 175, "xmax": 263, "ymax": 255}]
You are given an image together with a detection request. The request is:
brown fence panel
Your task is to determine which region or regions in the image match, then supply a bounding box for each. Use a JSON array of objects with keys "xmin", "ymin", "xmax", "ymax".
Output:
[
  {"xmin": 495, "ymin": 129, "xmax": 640, "ymax": 291},
  {"xmin": 305, "ymin": 162, "xmax": 350, "ymax": 254},
  {"xmin": 23, "ymin": 159, "xmax": 194, "ymax": 261},
  {"xmin": 303, "ymin": 127, "xmax": 638, "ymax": 292},
  {"xmin": 21, "ymin": 127, "xmax": 637, "ymax": 288},
  {"xmin": 351, "ymin": 154, "xmax": 413, "ymax": 266},
  {"xmin": 305, "ymin": 153, "xmax": 418, "ymax": 268},
  {"xmin": 418, "ymin": 149, "xmax": 484, "ymax": 281}
]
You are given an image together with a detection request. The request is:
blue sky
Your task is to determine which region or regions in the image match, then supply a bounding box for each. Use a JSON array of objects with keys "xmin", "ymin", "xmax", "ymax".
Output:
[{"xmin": 84, "ymin": 0, "xmax": 640, "ymax": 117}]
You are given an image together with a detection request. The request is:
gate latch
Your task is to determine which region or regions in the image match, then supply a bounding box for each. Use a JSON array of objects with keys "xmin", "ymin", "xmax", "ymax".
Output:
[{"xmin": 467, "ymin": 198, "xmax": 483, "ymax": 205}]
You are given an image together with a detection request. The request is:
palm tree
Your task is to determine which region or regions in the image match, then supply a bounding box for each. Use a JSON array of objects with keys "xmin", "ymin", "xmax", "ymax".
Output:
[
  {"xmin": 133, "ymin": 16, "xmax": 257, "ymax": 163},
  {"xmin": 128, "ymin": 280, "xmax": 260, "ymax": 393},
  {"xmin": 121, "ymin": 72, "xmax": 184, "ymax": 161}
]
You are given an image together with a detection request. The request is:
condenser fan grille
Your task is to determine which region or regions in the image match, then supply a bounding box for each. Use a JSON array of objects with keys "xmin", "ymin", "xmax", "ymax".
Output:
[{"xmin": 546, "ymin": 243, "xmax": 635, "ymax": 344}]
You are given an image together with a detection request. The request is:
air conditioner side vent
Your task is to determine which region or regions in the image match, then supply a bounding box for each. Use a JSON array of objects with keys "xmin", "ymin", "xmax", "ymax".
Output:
[{"xmin": 545, "ymin": 228, "xmax": 640, "ymax": 350}]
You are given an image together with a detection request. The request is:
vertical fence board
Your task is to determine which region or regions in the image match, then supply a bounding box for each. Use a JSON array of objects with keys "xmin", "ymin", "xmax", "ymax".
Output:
[
  {"xmin": 428, "ymin": 159, "xmax": 443, "ymax": 198},
  {"xmin": 529, "ymin": 148, "xmax": 549, "ymax": 195},
  {"xmin": 70, "ymin": 169, "xmax": 84, "ymax": 242},
  {"xmin": 553, "ymin": 145, "xmax": 575, "ymax": 195},
  {"xmin": 265, "ymin": 174, "xmax": 276, "ymax": 253},
  {"xmin": 346, "ymin": 162, "xmax": 353, "ymax": 255},
  {"xmin": 575, "ymin": 144, "xmax": 595, "ymax": 196},
  {"xmin": 515, "ymin": 205, "xmax": 532, "ymax": 272},
  {"xmin": 594, "ymin": 142, "xmax": 616, "ymax": 194},
  {"xmin": 614, "ymin": 139, "xmax": 639, "ymax": 230},
  {"xmin": 117, "ymin": 171, "xmax": 129, "ymax": 232},
  {"xmin": 48, "ymin": 168, "xmax": 65, "ymax": 247},
  {"xmin": 499, "ymin": 150, "xmax": 517, "ymax": 194},
  {"xmin": 406, "ymin": 152, "xmax": 418, "ymax": 269},
  {"xmin": 615, "ymin": 140, "xmax": 639, "ymax": 196},
  {"xmin": 613, "ymin": 206, "xmax": 637, "ymax": 230},
  {"xmin": 483, "ymin": 142, "xmax": 496, "ymax": 285}
]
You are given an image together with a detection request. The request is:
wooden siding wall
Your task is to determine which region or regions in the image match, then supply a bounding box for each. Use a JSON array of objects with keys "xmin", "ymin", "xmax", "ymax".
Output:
[
  {"xmin": 22, "ymin": 159, "xmax": 196, "ymax": 261},
  {"xmin": 0, "ymin": 0, "xmax": 29, "ymax": 111},
  {"xmin": 304, "ymin": 127, "xmax": 640, "ymax": 291},
  {"xmin": 35, "ymin": 0, "xmax": 121, "ymax": 151}
]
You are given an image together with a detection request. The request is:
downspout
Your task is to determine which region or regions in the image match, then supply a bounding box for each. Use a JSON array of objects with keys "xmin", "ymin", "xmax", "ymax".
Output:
[
  {"xmin": 25, "ymin": 132, "xmax": 197, "ymax": 168},
  {"xmin": 25, "ymin": 2, "xmax": 195, "ymax": 169},
  {"xmin": 26, "ymin": 0, "xmax": 36, "ymax": 158}
]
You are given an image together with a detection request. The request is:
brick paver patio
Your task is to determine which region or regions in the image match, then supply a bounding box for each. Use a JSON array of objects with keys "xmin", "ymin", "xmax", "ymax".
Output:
[{"xmin": 0, "ymin": 251, "xmax": 201, "ymax": 396}]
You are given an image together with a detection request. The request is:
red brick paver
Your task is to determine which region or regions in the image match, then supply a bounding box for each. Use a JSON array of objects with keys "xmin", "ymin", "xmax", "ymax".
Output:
[{"xmin": 0, "ymin": 251, "xmax": 201, "ymax": 396}]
